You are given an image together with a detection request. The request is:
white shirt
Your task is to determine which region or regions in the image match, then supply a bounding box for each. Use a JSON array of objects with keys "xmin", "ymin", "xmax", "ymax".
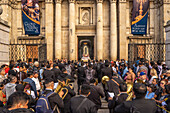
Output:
[{"xmin": 32, "ymin": 77, "xmax": 41, "ymax": 91}]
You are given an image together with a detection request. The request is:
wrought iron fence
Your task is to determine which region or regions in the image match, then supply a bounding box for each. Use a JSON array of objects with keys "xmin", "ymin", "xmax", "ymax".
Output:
[
  {"xmin": 128, "ymin": 43, "xmax": 166, "ymax": 64},
  {"xmin": 10, "ymin": 39, "xmax": 47, "ymax": 63}
]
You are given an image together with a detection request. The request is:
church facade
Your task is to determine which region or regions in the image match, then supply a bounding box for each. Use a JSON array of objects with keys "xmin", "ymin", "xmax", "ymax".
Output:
[{"xmin": 0, "ymin": 0, "xmax": 170, "ymax": 62}]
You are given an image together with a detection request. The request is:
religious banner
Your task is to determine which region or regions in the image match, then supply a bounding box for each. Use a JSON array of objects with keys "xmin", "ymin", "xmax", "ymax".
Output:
[
  {"xmin": 21, "ymin": 0, "xmax": 40, "ymax": 35},
  {"xmin": 131, "ymin": 0, "xmax": 149, "ymax": 35}
]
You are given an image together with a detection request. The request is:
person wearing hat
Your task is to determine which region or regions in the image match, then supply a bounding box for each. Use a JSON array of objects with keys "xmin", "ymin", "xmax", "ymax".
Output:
[{"xmin": 135, "ymin": 72, "xmax": 149, "ymax": 85}]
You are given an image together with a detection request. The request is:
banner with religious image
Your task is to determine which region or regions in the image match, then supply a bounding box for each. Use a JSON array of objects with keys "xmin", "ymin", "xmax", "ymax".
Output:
[
  {"xmin": 21, "ymin": 0, "xmax": 40, "ymax": 35},
  {"xmin": 131, "ymin": 0, "xmax": 149, "ymax": 35}
]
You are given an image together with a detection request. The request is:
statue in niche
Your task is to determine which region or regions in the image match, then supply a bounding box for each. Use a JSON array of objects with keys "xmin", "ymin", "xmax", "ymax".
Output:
[{"xmin": 82, "ymin": 11, "xmax": 89, "ymax": 25}]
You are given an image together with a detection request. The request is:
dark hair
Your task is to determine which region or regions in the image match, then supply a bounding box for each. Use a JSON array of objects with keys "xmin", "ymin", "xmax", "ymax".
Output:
[
  {"xmin": 90, "ymin": 78, "xmax": 96, "ymax": 84},
  {"xmin": 7, "ymin": 92, "xmax": 29, "ymax": 109},
  {"xmin": 27, "ymin": 71, "xmax": 33, "ymax": 77},
  {"xmin": 61, "ymin": 68, "xmax": 67, "ymax": 73},
  {"xmin": 46, "ymin": 64, "xmax": 51, "ymax": 68},
  {"xmin": 165, "ymin": 84, "xmax": 170, "ymax": 94},
  {"xmin": 157, "ymin": 61, "xmax": 161, "ymax": 65},
  {"xmin": 133, "ymin": 83, "xmax": 147, "ymax": 99},
  {"xmin": 8, "ymin": 75, "xmax": 17, "ymax": 82},
  {"xmin": 81, "ymin": 84, "xmax": 91, "ymax": 95},
  {"xmin": 150, "ymin": 61, "xmax": 155, "ymax": 66},
  {"xmin": 88, "ymin": 63, "xmax": 92, "ymax": 68},
  {"xmin": 153, "ymin": 78, "xmax": 159, "ymax": 84},
  {"xmin": 45, "ymin": 78, "xmax": 54, "ymax": 85},
  {"xmin": 119, "ymin": 83, "xmax": 127, "ymax": 92},
  {"xmin": 148, "ymin": 84, "xmax": 157, "ymax": 92},
  {"xmin": 9, "ymin": 64, "xmax": 14, "ymax": 70},
  {"xmin": 81, "ymin": 61, "xmax": 84, "ymax": 66},
  {"xmin": 15, "ymin": 84, "xmax": 25, "ymax": 92}
]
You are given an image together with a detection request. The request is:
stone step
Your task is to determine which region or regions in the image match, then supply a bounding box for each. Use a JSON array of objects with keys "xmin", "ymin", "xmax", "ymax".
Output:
[
  {"xmin": 101, "ymin": 102, "xmax": 108, "ymax": 109},
  {"xmin": 98, "ymin": 109, "xmax": 109, "ymax": 113},
  {"xmin": 101, "ymin": 98, "xmax": 107, "ymax": 103}
]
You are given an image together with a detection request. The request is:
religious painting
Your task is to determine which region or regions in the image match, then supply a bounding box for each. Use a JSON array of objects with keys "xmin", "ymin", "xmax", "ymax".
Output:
[{"xmin": 21, "ymin": 0, "xmax": 40, "ymax": 35}]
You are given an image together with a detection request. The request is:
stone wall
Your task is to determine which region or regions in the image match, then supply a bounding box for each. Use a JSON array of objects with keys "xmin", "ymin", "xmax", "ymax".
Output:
[
  {"xmin": 165, "ymin": 21, "xmax": 170, "ymax": 68},
  {"xmin": 0, "ymin": 19, "xmax": 10, "ymax": 65}
]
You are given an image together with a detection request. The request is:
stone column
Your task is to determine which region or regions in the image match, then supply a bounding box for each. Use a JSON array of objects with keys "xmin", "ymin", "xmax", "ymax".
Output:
[
  {"xmin": 110, "ymin": 0, "xmax": 117, "ymax": 61},
  {"xmin": 149, "ymin": 0, "xmax": 154, "ymax": 36},
  {"xmin": 163, "ymin": 0, "xmax": 170, "ymax": 43},
  {"xmin": 165, "ymin": 21, "xmax": 170, "ymax": 68},
  {"xmin": 55, "ymin": 0, "xmax": 62, "ymax": 59},
  {"xmin": 45, "ymin": 0, "xmax": 54, "ymax": 60},
  {"xmin": 96, "ymin": 0, "xmax": 103, "ymax": 60},
  {"xmin": 69, "ymin": 0, "xmax": 76, "ymax": 60},
  {"xmin": 119, "ymin": 0, "xmax": 127, "ymax": 60}
]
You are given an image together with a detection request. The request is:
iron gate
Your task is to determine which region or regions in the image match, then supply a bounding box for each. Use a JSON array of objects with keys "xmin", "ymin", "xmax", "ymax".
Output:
[
  {"xmin": 128, "ymin": 43, "xmax": 166, "ymax": 64},
  {"xmin": 10, "ymin": 39, "xmax": 47, "ymax": 63}
]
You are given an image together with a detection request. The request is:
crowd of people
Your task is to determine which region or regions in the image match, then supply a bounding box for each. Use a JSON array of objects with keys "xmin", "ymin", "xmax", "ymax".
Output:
[{"xmin": 0, "ymin": 58, "xmax": 169, "ymax": 113}]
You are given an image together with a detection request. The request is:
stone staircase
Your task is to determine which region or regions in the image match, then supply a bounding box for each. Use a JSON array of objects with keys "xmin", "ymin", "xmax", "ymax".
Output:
[{"xmin": 98, "ymin": 98, "xmax": 109, "ymax": 113}]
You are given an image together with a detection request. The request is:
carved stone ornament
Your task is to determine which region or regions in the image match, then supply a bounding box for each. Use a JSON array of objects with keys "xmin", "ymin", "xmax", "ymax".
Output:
[
  {"xmin": 69, "ymin": 0, "xmax": 75, "ymax": 3},
  {"xmin": 82, "ymin": 11, "xmax": 90, "ymax": 25},
  {"xmin": 96, "ymin": 0, "xmax": 103, "ymax": 3},
  {"xmin": 55, "ymin": 0, "xmax": 62, "ymax": 3},
  {"xmin": 110, "ymin": 0, "xmax": 116, "ymax": 3}
]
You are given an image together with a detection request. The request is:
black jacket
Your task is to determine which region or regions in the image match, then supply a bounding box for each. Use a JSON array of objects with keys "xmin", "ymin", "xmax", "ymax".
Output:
[
  {"xmin": 51, "ymin": 68, "xmax": 62, "ymax": 83},
  {"xmin": 43, "ymin": 90, "xmax": 64, "ymax": 113},
  {"xmin": 77, "ymin": 67, "xmax": 86, "ymax": 82},
  {"xmin": 70, "ymin": 95, "xmax": 97, "ymax": 113},
  {"xmin": 101, "ymin": 67, "xmax": 113, "ymax": 79},
  {"xmin": 43, "ymin": 70, "xmax": 55, "ymax": 81},
  {"xmin": 88, "ymin": 85, "xmax": 104, "ymax": 109},
  {"xmin": 115, "ymin": 98, "xmax": 157, "ymax": 113},
  {"xmin": 106, "ymin": 77, "xmax": 122, "ymax": 97},
  {"xmin": 62, "ymin": 86, "xmax": 76, "ymax": 113},
  {"xmin": 9, "ymin": 108, "xmax": 35, "ymax": 113},
  {"xmin": 58, "ymin": 63, "xmax": 65, "ymax": 71},
  {"xmin": 108, "ymin": 93, "xmax": 128, "ymax": 110}
]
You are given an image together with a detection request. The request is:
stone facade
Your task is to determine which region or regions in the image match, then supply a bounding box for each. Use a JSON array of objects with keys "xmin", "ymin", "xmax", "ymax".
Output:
[
  {"xmin": 165, "ymin": 21, "xmax": 170, "ymax": 68},
  {"xmin": 0, "ymin": 0, "xmax": 170, "ymax": 61},
  {"xmin": 0, "ymin": 19, "xmax": 10, "ymax": 65}
]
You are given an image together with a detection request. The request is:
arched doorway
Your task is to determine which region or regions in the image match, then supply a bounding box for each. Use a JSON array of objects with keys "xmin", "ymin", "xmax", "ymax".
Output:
[{"xmin": 78, "ymin": 36, "xmax": 94, "ymax": 60}]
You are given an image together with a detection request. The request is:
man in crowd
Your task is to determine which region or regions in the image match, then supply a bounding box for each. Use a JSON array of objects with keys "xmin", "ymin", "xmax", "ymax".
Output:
[
  {"xmin": 85, "ymin": 63, "xmax": 96, "ymax": 84},
  {"xmin": 88, "ymin": 78, "xmax": 104, "ymax": 110},
  {"xmin": 108, "ymin": 82, "xmax": 128, "ymax": 113},
  {"xmin": 51, "ymin": 63, "xmax": 62, "ymax": 83},
  {"xmin": 23, "ymin": 71, "xmax": 37, "ymax": 98},
  {"xmin": 77, "ymin": 61, "xmax": 86, "ymax": 94},
  {"xmin": 40, "ymin": 78, "xmax": 64, "ymax": 113},
  {"xmin": 115, "ymin": 83, "xmax": 157, "ymax": 113},
  {"xmin": 70, "ymin": 84, "xmax": 97, "ymax": 113},
  {"xmin": 4, "ymin": 75, "xmax": 17, "ymax": 100},
  {"xmin": 7, "ymin": 92, "xmax": 34, "ymax": 113},
  {"xmin": 59, "ymin": 78, "xmax": 76, "ymax": 113},
  {"xmin": 18, "ymin": 65, "xmax": 27, "ymax": 83}
]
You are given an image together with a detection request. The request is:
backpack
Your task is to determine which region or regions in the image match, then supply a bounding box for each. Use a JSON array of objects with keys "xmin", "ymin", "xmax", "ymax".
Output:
[{"xmin": 36, "ymin": 92, "xmax": 55, "ymax": 113}]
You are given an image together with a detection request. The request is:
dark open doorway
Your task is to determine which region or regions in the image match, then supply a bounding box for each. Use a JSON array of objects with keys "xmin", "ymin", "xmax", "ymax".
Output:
[{"xmin": 78, "ymin": 36, "xmax": 94, "ymax": 61}]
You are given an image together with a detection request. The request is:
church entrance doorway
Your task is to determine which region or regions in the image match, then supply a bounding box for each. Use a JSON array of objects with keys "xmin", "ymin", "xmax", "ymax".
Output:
[{"xmin": 78, "ymin": 36, "xmax": 94, "ymax": 61}]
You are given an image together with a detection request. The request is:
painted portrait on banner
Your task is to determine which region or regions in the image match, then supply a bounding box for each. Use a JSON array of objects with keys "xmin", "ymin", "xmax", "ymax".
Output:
[
  {"xmin": 21, "ymin": 0, "xmax": 40, "ymax": 35},
  {"xmin": 131, "ymin": 0, "xmax": 149, "ymax": 35}
]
